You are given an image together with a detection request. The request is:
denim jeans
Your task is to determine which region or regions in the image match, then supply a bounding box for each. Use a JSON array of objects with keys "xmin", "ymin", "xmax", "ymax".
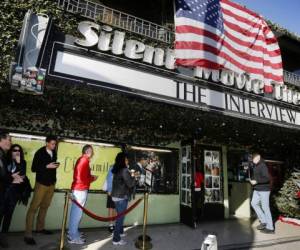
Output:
[
  {"xmin": 68, "ymin": 190, "xmax": 88, "ymax": 240},
  {"xmin": 113, "ymin": 199, "xmax": 128, "ymax": 242},
  {"xmin": 251, "ymin": 190, "xmax": 274, "ymax": 230}
]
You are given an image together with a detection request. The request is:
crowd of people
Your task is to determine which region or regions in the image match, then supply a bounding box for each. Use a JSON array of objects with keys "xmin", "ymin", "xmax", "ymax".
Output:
[
  {"xmin": 0, "ymin": 131, "xmax": 143, "ymax": 248},
  {"xmin": 0, "ymin": 130, "xmax": 276, "ymax": 249}
]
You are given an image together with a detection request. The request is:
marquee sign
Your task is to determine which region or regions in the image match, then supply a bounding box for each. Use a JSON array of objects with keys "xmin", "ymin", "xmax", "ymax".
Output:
[
  {"xmin": 75, "ymin": 21, "xmax": 300, "ymax": 106},
  {"xmin": 9, "ymin": 13, "xmax": 300, "ymax": 129},
  {"xmin": 48, "ymin": 42, "xmax": 300, "ymax": 130}
]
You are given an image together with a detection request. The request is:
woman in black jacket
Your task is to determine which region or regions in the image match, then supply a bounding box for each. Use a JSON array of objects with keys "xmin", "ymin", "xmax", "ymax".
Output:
[
  {"xmin": 1, "ymin": 144, "xmax": 27, "ymax": 233},
  {"xmin": 111, "ymin": 152, "xmax": 136, "ymax": 246}
]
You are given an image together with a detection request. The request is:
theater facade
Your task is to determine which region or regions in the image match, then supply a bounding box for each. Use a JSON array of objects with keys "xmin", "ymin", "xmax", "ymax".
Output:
[{"xmin": 3, "ymin": 0, "xmax": 300, "ymax": 230}]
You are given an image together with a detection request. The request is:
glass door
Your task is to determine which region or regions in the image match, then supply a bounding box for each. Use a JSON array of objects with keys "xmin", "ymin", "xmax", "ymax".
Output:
[{"xmin": 180, "ymin": 144, "xmax": 197, "ymax": 228}]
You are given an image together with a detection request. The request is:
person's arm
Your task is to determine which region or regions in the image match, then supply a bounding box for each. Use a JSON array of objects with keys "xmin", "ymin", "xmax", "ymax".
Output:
[
  {"xmin": 31, "ymin": 151, "xmax": 40, "ymax": 173},
  {"xmin": 122, "ymin": 168, "xmax": 136, "ymax": 188},
  {"xmin": 107, "ymin": 170, "xmax": 113, "ymax": 194},
  {"xmin": 0, "ymin": 158, "xmax": 10, "ymax": 184}
]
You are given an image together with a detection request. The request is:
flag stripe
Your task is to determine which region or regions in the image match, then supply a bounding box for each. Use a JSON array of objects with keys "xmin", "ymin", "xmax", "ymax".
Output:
[
  {"xmin": 175, "ymin": 41, "xmax": 283, "ymax": 69},
  {"xmin": 176, "ymin": 24, "xmax": 282, "ymax": 58},
  {"xmin": 221, "ymin": 0, "xmax": 261, "ymax": 20},
  {"xmin": 175, "ymin": 49, "xmax": 283, "ymax": 82}
]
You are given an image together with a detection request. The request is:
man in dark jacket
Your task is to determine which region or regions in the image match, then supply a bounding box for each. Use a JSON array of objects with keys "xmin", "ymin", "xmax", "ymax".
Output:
[
  {"xmin": 24, "ymin": 135, "xmax": 59, "ymax": 245},
  {"xmin": 250, "ymin": 153, "xmax": 274, "ymax": 234}
]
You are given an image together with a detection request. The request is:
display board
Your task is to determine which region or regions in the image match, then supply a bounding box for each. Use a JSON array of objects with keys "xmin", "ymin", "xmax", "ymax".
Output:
[
  {"xmin": 180, "ymin": 146, "xmax": 192, "ymax": 207},
  {"xmin": 11, "ymin": 136, "xmax": 121, "ymax": 191},
  {"xmin": 204, "ymin": 150, "xmax": 222, "ymax": 203}
]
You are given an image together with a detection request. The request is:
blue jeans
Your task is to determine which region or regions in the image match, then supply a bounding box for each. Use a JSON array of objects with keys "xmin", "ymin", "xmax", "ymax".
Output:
[
  {"xmin": 251, "ymin": 190, "xmax": 274, "ymax": 230},
  {"xmin": 68, "ymin": 190, "xmax": 88, "ymax": 240},
  {"xmin": 113, "ymin": 199, "xmax": 128, "ymax": 242}
]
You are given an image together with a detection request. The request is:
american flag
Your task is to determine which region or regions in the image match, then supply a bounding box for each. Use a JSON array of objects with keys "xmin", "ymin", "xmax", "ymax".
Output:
[{"xmin": 174, "ymin": 0, "xmax": 283, "ymax": 93}]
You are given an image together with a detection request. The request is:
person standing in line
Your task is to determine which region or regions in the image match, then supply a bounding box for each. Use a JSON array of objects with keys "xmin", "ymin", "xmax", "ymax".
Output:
[
  {"xmin": 0, "ymin": 131, "xmax": 23, "ymax": 248},
  {"xmin": 68, "ymin": 145, "xmax": 97, "ymax": 245},
  {"xmin": 24, "ymin": 135, "xmax": 59, "ymax": 245},
  {"xmin": 111, "ymin": 152, "xmax": 136, "ymax": 246},
  {"xmin": 104, "ymin": 165, "xmax": 116, "ymax": 233},
  {"xmin": 129, "ymin": 153, "xmax": 147, "ymax": 194},
  {"xmin": 250, "ymin": 153, "xmax": 274, "ymax": 234},
  {"xmin": 2, "ymin": 144, "xmax": 27, "ymax": 233}
]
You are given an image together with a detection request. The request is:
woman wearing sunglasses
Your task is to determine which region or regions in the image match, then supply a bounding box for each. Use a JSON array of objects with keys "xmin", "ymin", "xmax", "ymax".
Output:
[{"xmin": 1, "ymin": 144, "xmax": 28, "ymax": 233}]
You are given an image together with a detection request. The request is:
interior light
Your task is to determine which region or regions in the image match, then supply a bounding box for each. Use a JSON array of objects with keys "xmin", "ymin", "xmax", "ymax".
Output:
[
  {"xmin": 62, "ymin": 139, "xmax": 116, "ymax": 147},
  {"xmin": 9, "ymin": 133, "xmax": 46, "ymax": 140},
  {"xmin": 130, "ymin": 146, "xmax": 172, "ymax": 153}
]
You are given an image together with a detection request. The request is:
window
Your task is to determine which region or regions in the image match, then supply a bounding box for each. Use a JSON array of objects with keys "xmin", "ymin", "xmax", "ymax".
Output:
[{"xmin": 127, "ymin": 146, "xmax": 178, "ymax": 194}]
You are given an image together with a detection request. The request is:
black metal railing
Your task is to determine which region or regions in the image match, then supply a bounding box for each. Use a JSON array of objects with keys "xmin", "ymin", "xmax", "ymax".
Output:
[
  {"xmin": 57, "ymin": 0, "xmax": 174, "ymax": 44},
  {"xmin": 283, "ymin": 70, "xmax": 300, "ymax": 88}
]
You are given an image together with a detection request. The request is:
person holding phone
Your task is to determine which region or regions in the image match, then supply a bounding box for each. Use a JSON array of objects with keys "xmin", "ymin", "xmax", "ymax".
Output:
[
  {"xmin": 1, "ymin": 144, "xmax": 26, "ymax": 234},
  {"xmin": 24, "ymin": 135, "xmax": 59, "ymax": 245},
  {"xmin": 67, "ymin": 145, "xmax": 97, "ymax": 245}
]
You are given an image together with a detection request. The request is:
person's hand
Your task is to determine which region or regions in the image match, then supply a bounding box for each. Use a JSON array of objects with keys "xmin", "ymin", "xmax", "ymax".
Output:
[
  {"xmin": 15, "ymin": 155, "xmax": 20, "ymax": 164},
  {"xmin": 46, "ymin": 162, "xmax": 60, "ymax": 169},
  {"xmin": 250, "ymin": 180, "xmax": 257, "ymax": 185},
  {"xmin": 92, "ymin": 175, "xmax": 98, "ymax": 182},
  {"xmin": 130, "ymin": 170, "xmax": 135, "ymax": 177},
  {"xmin": 12, "ymin": 172, "xmax": 24, "ymax": 184}
]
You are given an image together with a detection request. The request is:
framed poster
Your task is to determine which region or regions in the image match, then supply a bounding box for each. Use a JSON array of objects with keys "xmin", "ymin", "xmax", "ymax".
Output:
[{"xmin": 204, "ymin": 150, "xmax": 222, "ymax": 203}]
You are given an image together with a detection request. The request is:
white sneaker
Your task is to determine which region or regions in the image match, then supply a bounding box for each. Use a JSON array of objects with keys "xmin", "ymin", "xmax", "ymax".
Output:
[
  {"xmin": 67, "ymin": 232, "xmax": 86, "ymax": 240},
  {"xmin": 68, "ymin": 237, "xmax": 85, "ymax": 245},
  {"xmin": 112, "ymin": 239, "xmax": 127, "ymax": 246}
]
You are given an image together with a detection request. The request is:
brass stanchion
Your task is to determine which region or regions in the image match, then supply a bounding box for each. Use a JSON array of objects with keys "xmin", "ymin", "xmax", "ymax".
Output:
[
  {"xmin": 58, "ymin": 191, "xmax": 70, "ymax": 250},
  {"xmin": 135, "ymin": 192, "xmax": 152, "ymax": 250}
]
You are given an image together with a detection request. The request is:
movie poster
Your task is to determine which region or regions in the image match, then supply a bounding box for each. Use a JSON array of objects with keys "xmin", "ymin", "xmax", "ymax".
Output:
[{"xmin": 204, "ymin": 150, "xmax": 222, "ymax": 203}]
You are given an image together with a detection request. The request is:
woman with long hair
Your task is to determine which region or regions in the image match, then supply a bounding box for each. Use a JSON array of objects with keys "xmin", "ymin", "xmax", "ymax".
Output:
[
  {"xmin": 1, "ymin": 144, "xmax": 26, "ymax": 233},
  {"xmin": 111, "ymin": 152, "xmax": 136, "ymax": 246}
]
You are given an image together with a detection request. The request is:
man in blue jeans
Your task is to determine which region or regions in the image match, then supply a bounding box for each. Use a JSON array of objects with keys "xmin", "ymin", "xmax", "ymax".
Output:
[
  {"xmin": 250, "ymin": 153, "xmax": 274, "ymax": 234},
  {"xmin": 68, "ymin": 145, "xmax": 97, "ymax": 244}
]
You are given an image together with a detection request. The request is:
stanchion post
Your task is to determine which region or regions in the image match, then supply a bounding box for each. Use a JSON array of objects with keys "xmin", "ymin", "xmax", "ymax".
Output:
[
  {"xmin": 135, "ymin": 192, "xmax": 152, "ymax": 250},
  {"xmin": 59, "ymin": 190, "xmax": 70, "ymax": 250},
  {"xmin": 142, "ymin": 192, "xmax": 148, "ymax": 249}
]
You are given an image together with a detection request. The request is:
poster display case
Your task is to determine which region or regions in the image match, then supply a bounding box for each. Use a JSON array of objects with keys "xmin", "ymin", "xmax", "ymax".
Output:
[{"xmin": 204, "ymin": 150, "xmax": 222, "ymax": 203}]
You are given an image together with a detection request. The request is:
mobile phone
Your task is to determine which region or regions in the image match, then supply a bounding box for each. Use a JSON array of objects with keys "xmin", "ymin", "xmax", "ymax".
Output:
[{"xmin": 54, "ymin": 162, "xmax": 60, "ymax": 165}]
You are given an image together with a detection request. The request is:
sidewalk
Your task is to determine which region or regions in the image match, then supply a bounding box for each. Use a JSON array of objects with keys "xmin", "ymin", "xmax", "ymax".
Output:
[{"xmin": 4, "ymin": 219, "xmax": 300, "ymax": 250}]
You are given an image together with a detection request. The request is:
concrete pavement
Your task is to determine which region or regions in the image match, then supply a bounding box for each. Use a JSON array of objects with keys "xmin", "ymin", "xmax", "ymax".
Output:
[{"xmin": 3, "ymin": 219, "xmax": 300, "ymax": 250}]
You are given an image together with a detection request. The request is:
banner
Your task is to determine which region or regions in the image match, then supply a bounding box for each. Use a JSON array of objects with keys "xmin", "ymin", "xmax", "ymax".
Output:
[
  {"xmin": 56, "ymin": 141, "xmax": 121, "ymax": 190},
  {"xmin": 11, "ymin": 136, "xmax": 121, "ymax": 191}
]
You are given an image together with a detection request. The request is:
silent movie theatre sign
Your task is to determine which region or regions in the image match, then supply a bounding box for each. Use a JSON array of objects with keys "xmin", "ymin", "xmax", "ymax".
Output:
[{"xmin": 49, "ymin": 21, "xmax": 300, "ymax": 129}]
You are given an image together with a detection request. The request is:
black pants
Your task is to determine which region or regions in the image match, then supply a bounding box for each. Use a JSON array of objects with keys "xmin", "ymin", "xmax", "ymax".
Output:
[{"xmin": 1, "ymin": 186, "xmax": 20, "ymax": 233}]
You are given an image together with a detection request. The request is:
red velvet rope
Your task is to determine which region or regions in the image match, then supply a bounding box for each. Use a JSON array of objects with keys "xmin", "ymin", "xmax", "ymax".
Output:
[{"xmin": 70, "ymin": 196, "xmax": 143, "ymax": 222}]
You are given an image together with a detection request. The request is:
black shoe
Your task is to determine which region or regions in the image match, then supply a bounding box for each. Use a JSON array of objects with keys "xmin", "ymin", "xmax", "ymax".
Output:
[
  {"xmin": 260, "ymin": 228, "xmax": 275, "ymax": 234},
  {"xmin": 24, "ymin": 237, "xmax": 36, "ymax": 245},
  {"xmin": 108, "ymin": 225, "xmax": 114, "ymax": 233},
  {"xmin": 256, "ymin": 223, "xmax": 267, "ymax": 230},
  {"xmin": 0, "ymin": 235, "xmax": 9, "ymax": 248},
  {"xmin": 36, "ymin": 229, "xmax": 53, "ymax": 235}
]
